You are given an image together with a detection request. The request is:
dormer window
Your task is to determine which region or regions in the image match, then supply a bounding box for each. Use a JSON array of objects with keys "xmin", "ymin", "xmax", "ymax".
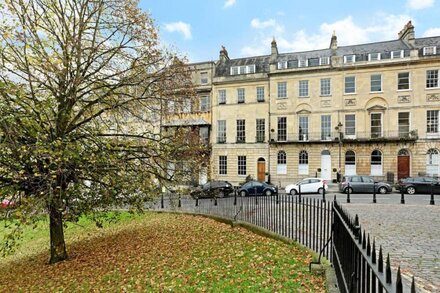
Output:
[
  {"xmin": 343, "ymin": 55, "xmax": 356, "ymax": 63},
  {"xmin": 277, "ymin": 61, "xmax": 287, "ymax": 70},
  {"xmin": 320, "ymin": 57, "xmax": 330, "ymax": 65},
  {"xmin": 230, "ymin": 64, "xmax": 256, "ymax": 75},
  {"xmin": 391, "ymin": 50, "xmax": 404, "ymax": 59},
  {"xmin": 308, "ymin": 58, "xmax": 319, "ymax": 67},
  {"xmin": 368, "ymin": 53, "xmax": 381, "ymax": 61},
  {"xmin": 423, "ymin": 46, "xmax": 437, "ymax": 56},
  {"xmin": 298, "ymin": 59, "xmax": 308, "ymax": 67}
]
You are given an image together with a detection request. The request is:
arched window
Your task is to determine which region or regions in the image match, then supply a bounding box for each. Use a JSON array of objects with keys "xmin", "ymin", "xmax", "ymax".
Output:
[
  {"xmin": 298, "ymin": 150, "xmax": 309, "ymax": 175},
  {"xmin": 426, "ymin": 149, "xmax": 439, "ymax": 176},
  {"xmin": 371, "ymin": 150, "xmax": 383, "ymax": 176},
  {"xmin": 345, "ymin": 150, "xmax": 356, "ymax": 175},
  {"xmin": 398, "ymin": 149, "xmax": 410, "ymax": 156},
  {"xmin": 277, "ymin": 151, "xmax": 287, "ymax": 174}
]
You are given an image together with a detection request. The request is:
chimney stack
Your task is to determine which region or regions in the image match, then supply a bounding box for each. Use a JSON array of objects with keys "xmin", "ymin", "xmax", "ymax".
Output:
[
  {"xmin": 330, "ymin": 31, "xmax": 338, "ymax": 51},
  {"xmin": 270, "ymin": 37, "xmax": 279, "ymax": 63},
  {"xmin": 219, "ymin": 45, "xmax": 229, "ymax": 63},
  {"xmin": 398, "ymin": 21, "xmax": 415, "ymax": 47}
]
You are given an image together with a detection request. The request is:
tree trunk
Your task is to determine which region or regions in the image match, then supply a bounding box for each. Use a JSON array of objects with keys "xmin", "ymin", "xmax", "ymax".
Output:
[{"xmin": 49, "ymin": 203, "xmax": 68, "ymax": 264}]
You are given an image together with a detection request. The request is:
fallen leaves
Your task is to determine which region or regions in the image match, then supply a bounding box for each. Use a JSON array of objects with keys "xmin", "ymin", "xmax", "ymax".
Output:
[{"xmin": 0, "ymin": 212, "xmax": 325, "ymax": 292}]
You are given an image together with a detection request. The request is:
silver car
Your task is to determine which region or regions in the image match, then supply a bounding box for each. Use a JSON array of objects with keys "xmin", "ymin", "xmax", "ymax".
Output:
[{"xmin": 339, "ymin": 175, "xmax": 392, "ymax": 194}]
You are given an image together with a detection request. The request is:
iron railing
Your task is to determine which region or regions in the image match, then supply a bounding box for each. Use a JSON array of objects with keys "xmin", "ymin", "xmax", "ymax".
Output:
[{"xmin": 152, "ymin": 190, "xmax": 418, "ymax": 292}]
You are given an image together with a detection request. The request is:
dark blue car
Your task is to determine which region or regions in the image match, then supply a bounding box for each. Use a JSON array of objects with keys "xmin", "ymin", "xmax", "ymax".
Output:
[{"xmin": 238, "ymin": 181, "xmax": 277, "ymax": 197}]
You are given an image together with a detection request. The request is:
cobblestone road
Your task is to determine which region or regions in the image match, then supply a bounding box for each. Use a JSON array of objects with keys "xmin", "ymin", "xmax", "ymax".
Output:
[{"xmin": 341, "ymin": 203, "xmax": 440, "ymax": 292}]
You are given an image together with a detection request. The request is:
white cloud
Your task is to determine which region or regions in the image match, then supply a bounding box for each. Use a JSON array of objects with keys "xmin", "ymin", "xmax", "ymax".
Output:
[
  {"xmin": 240, "ymin": 14, "xmax": 411, "ymax": 57},
  {"xmin": 423, "ymin": 27, "xmax": 440, "ymax": 37},
  {"xmin": 406, "ymin": 0, "xmax": 434, "ymax": 10},
  {"xmin": 224, "ymin": 0, "xmax": 236, "ymax": 8},
  {"xmin": 250, "ymin": 18, "xmax": 284, "ymax": 33},
  {"xmin": 164, "ymin": 22, "xmax": 192, "ymax": 40}
]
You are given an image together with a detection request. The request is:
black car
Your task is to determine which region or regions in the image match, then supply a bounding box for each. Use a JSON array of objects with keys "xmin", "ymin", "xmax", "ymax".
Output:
[
  {"xmin": 397, "ymin": 177, "xmax": 440, "ymax": 194},
  {"xmin": 238, "ymin": 181, "xmax": 277, "ymax": 197},
  {"xmin": 190, "ymin": 181, "xmax": 233, "ymax": 198}
]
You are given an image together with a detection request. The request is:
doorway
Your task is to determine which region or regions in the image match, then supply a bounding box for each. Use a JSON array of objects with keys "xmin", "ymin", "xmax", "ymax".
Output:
[
  {"xmin": 257, "ymin": 158, "xmax": 266, "ymax": 182},
  {"xmin": 321, "ymin": 150, "xmax": 331, "ymax": 180},
  {"xmin": 397, "ymin": 149, "xmax": 410, "ymax": 180}
]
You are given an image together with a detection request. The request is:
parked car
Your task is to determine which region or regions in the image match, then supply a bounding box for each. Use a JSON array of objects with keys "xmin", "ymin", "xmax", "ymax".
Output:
[
  {"xmin": 190, "ymin": 181, "xmax": 233, "ymax": 198},
  {"xmin": 339, "ymin": 175, "xmax": 392, "ymax": 194},
  {"xmin": 285, "ymin": 178, "xmax": 328, "ymax": 195},
  {"xmin": 238, "ymin": 181, "xmax": 277, "ymax": 197},
  {"xmin": 397, "ymin": 177, "xmax": 440, "ymax": 194}
]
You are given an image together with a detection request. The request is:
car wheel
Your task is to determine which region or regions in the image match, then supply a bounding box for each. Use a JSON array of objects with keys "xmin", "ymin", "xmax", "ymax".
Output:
[
  {"xmin": 265, "ymin": 190, "xmax": 272, "ymax": 196},
  {"xmin": 345, "ymin": 187, "xmax": 353, "ymax": 194},
  {"xmin": 378, "ymin": 186, "xmax": 387, "ymax": 194},
  {"xmin": 240, "ymin": 190, "xmax": 247, "ymax": 197},
  {"xmin": 406, "ymin": 186, "xmax": 416, "ymax": 195},
  {"xmin": 318, "ymin": 188, "xmax": 324, "ymax": 195},
  {"xmin": 289, "ymin": 189, "xmax": 297, "ymax": 195}
]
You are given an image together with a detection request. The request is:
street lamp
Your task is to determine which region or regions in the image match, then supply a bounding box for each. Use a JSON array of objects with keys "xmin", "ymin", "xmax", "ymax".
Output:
[{"xmin": 336, "ymin": 122, "xmax": 343, "ymax": 182}]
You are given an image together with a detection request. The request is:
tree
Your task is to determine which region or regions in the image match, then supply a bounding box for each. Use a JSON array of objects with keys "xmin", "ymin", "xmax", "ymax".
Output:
[{"xmin": 0, "ymin": 0, "xmax": 204, "ymax": 263}]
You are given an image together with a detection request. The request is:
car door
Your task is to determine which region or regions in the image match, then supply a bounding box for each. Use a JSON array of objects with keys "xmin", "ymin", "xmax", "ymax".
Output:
[
  {"xmin": 350, "ymin": 176, "xmax": 362, "ymax": 192},
  {"xmin": 423, "ymin": 177, "xmax": 438, "ymax": 194},
  {"xmin": 300, "ymin": 179, "xmax": 312, "ymax": 193},
  {"xmin": 254, "ymin": 182, "xmax": 264, "ymax": 195},
  {"xmin": 309, "ymin": 179, "xmax": 321, "ymax": 193},
  {"xmin": 361, "ymin": 176, "xmax": 374, "ymax": 193}
]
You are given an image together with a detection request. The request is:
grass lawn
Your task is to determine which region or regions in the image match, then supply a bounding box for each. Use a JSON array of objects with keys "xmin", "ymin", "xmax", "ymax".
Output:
[{"xmin": 0, "ymin": 212, "xmax": 325, "ymax": 292}]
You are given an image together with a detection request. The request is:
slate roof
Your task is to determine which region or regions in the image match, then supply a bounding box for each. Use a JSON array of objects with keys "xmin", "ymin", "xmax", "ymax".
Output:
[{"xmin": 214, "ymin": 36, "xmax": 440, "ymax": 77}]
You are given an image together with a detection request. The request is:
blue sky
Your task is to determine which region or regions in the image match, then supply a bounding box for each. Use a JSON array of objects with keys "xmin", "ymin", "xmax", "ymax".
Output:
[{"xmin": 140, "ymin": 0, "xmax": 440, "ymax": 62}]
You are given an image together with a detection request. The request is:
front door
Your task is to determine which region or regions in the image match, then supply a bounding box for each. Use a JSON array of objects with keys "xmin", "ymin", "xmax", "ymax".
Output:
[
  {"xmin": 257, "ymin": 158, "xmax": 266, "ymax": 182},
  {"xmin": 397, "ymin": 149, "xmax": 410, "ymax": 180},
  {"xmin": 321, "ymin": 150, "xmax": 332, "ymax": 180}
]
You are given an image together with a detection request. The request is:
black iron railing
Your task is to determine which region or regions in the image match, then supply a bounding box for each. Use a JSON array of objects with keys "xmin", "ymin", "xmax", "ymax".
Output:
[{"xmin": 153, "ymin": 191, "xmax": 417, "ymax": 292}]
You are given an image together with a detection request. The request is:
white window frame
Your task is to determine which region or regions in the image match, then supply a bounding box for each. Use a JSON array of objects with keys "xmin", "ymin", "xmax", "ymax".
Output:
[
  {"xmin": 370, "ymin": 74, "xmax": 382, "ymax": 92},
  {"xmin": 370, "ymin": 150, "xmax": 383, "ymax": 176},
  {"xmin": 217, "ymin": 120, "xmax": 226, "ymax": 143},
  {"xmin": 277, "ymin": 117, "xmax": 287, "ymax": 142},
  {"xmin": 277, "ymin": 151, "xmax": 287, "ymax": 175},
  {"xmin": 219, "ymin": 156, "xmax": 227, "ymax": 175},
  {"xmin": 391, "ymin": 50, "xmax": 404, "ymax": 59},
  {"xmin": 426, "ymin": 149, "xmax": 440, "ymax": 176},
  {"xmin": 368, "ymin": 53, "xmax": 381, "ymax": 61},
  {"xmin": 237, "ymin": 88, "xmax": 245, "ymax": 103},
  {"xmin": 397, "ymin": 72, "xmax": 410, "ymax": 91},
  {"xmin": 236, "ymin": 119, "xmax": 246, "ymax": 143},
  {"xmin": 200, "ymin": 72, "xmax": 208, "ymax": 84},
  {"xmin": 343, "ymin": 55, "xmax": 356, "ymax": 63},
  {"xmin": 345, "ymin": 150, "xmax": 356, "ymax": 176},
  {"xmin": 344, "ymin": 76, "xmax": 356, "ymax": 94},
  {"xmin": 423, "ymin": 46, "xmax": 437, "ymax": 56},
  {"xmin": 298, "ymin": 116, "xmax": 309, "ymax": 141},
  {"xmin": 320, "ymin": 57, "xmax": 330, "ymax": 65},
  {"xmin": 427, "ymin": 110, "xmax": 439, "ymax": 138},
  {"xmin": 277, "ymin": 61, "xmax": 287, "ymax": 70},
  {"xmin": 370, "ymin": 112, "xmax": 383, "ymax": 138},
  {"xmin": 256, "ymin": 119, "xmax": 265, "ymax": 143},
  {"xmin": 321, "ymin": 115, "xmax": 332, "ymax": 141},
  {"xmin": 299, "ymin": 80, "xmax": 309, "ymax": 97},
  {"xmin": 218, "ymin": 89, "xmax": 226, "ymax": 104},
  {"xmin": 298, "ymin": 150, "xmax": 309, "ymax": 175},
  {"xmin": 398, "ymin": 112, "xmax": 410, "ymax": 138},
  {"xmin": 200, "ymin": 96, "xmax": 210, "ymax": 112},
  {"xmin": 320, "ymin": 78, "xmax": 331, "ymax": 96},
  {"xmin": 344, "ymin": 114, "xmax": 356, "ymax": 138},
  {"xmin": 238, "ymin": 156, "xmax": 246, "ymax": 176},
  {"xmin": 298, "ymin": 59, "xmax": 308, "ymax": 68},
  {"xmin": 426, "ymin": 69, "xmax": 439, "ymax": 88},
  {"xmin": 277, "ymin": 82, "xmax": 287, "ymax": 99},
  {"xmin": 256, "ymin": 86, "xmax": 265, "ymax": 102}
]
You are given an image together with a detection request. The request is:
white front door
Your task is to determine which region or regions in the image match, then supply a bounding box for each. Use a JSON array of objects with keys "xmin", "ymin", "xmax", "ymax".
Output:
[{"xmin": 321, "ymin": 151, "xmax": 332, "ymax": 180}]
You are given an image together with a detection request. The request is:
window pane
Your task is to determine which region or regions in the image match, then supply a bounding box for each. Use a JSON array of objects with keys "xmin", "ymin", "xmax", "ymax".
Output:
[
  {"xmin": 320, "ymin": 78, "xmax": 331, "ymax": 96},
  {"xmin": 278, "ymin": 117, "xmax": 287, "ymax": 141},
  {"xmin": 345, "ymin": 114, "xmax": 356, "ymax": 136},
  {"xmin": 299, "ymin": 80, "xmax": 309, "ymax": 97},
  {"xmin": 427, "ymin": 110, "xmax": 439, "ymax": 133},
  {"xmin": 321, "ymin": 115, "xmax": 331, "ymax": 140},
  {"xmin": 219, "ymin": 156, "xmax": 227, "ymax": 175},
  {"xmin": 398, "ymin": 112, "xmax": 410, "ymax": 137},
  {"xmin": 426, "ymin": 70, "xmax": 438, "ymax": 88},
  {"xmin": 237, "ymin": 88, "xmax": 245, "ymax": 103},
  {"xmin": 371, "ymin": 113, "xmax": 382, "ymax": 138},
  {"xmin": 398, "ymin": 72, "xmax": 410, "ymax": 90},
  {"xmin": 371, "ymin": 74, "xmax": 382, "ymax": 92},
  {"xmin": 256, "ymin": 86, "xmax": 265, "ymax": 102},
  {"xmin": 345, "ymin": 76, "xmax": 356, "ymax": 94},
  {"xmin": 277, "ymin": 82, "xmax": 287, "ymax": 98},
  {"xmin": 299, "ymin": 116, "xmax": 309, "ymax": 141},
  {"xmin": 217, "ymin": 120, "xmax": 226, "ymax": 143},
  {"xmin": 256, "ymin": 119, "xmax": 265, "ymax": 142},
  {"xmin": 238, "ymin": 156, "xmax": 246, "ymax": 175},
  {"xmin": 236, "ymin": 119, "xmax": 246, "ymax": 143},
  {"xmin": 218, "ymin": 90, "xmax": 226, "ymax": 104}
]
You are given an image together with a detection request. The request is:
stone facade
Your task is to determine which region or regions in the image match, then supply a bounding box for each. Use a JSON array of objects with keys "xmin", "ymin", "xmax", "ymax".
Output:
[{"xmin": 167, "ymin": 22, "xmax": 440, "ymax": 187}]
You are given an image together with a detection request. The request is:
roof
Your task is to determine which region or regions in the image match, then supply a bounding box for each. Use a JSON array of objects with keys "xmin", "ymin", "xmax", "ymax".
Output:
[{"xmin": 215, "ymin": 55, "xmax": 270, "ymax": 76}]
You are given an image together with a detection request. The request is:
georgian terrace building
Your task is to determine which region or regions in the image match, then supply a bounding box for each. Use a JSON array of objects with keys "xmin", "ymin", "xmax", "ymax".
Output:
[
  {"xmin": 163, "ymin": 22, "xmax": 439, "ymax": 187},
  {"xmin": 208, "ymin": 21, "xmax": 440, "ymax": 187}
]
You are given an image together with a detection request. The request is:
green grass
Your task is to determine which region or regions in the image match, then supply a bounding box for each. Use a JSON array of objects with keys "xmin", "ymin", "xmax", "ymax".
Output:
[{"xmin": 0, "ymin": 212, "xmax": 325, "ymax": 292}]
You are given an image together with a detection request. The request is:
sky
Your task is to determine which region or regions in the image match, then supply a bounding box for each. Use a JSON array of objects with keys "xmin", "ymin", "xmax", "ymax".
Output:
[{"xmin": 140, "ymin": 0, "xmax": 440, "ymax": 62}]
